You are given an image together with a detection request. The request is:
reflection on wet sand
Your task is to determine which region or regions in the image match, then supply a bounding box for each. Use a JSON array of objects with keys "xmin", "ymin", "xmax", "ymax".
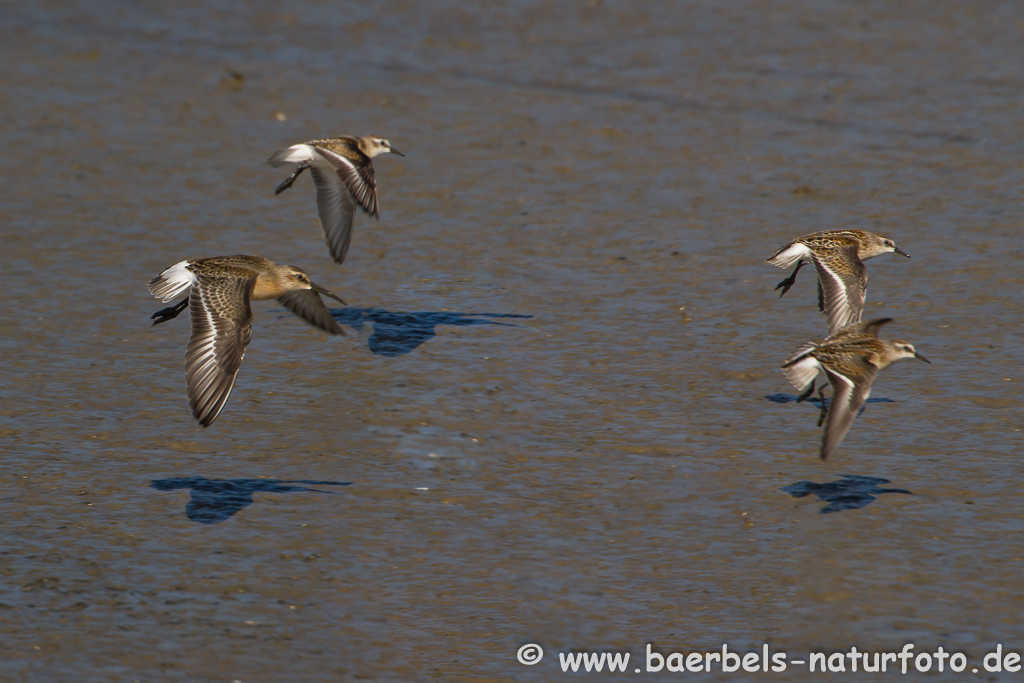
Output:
[
  {"xmin": 326, "ymin": 307, "xmax": 532, "ymax": 357},
  {"xmin": 150, "ymin": 477, "xmax": 351, "ymax": 524},
  {"xmin": 782, "ymin": 475, "xmax": 912, "ymax": 514}
]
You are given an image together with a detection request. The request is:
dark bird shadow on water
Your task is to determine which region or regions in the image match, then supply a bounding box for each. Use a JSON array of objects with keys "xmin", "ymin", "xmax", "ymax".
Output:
[
  {"xmin": 151, "ymin": 477, "xmax": 351, "ymax": 525},
  {"xmin": 328, "ymin": 307, "xmax": 532, "ymax": 357},
  {"xmin": 765, "ymin": 393, "xmax": 894, "ymax": 419},
  {"xmin": 782, "ymin": 475, "xmax": 912, "ymax": 514},
  {"xmin": 764, "ymin": 393, "xmax": 895, "ymax": 406}
]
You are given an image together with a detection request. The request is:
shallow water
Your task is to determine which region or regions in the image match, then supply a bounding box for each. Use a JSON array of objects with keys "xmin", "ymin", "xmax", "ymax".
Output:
[{"xmin": 1, "ymin": 1, "xmax": 1023, "ymax": 681}]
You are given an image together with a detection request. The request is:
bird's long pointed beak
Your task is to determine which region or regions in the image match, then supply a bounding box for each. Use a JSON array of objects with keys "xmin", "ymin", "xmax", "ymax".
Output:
[
  {"xmin": 389, "ymin": 147, "xmax": 405, "ymax": 157},
  {"xmin": 895, "ymin": 246, "xmax": 911, "ymax": 258},
  {"xmin": 914, "ymin": 352, "xmax": 931, "ymax": 364},
  {"xmin": 312, "ymin": 282, "xmax": 346, "ymax": 305}
]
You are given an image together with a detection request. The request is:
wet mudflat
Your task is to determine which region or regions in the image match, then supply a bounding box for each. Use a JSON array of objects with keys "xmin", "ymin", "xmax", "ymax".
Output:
[{"xmin": 1, "ymin": 1, "xmax": 1022, "ymax": 681}]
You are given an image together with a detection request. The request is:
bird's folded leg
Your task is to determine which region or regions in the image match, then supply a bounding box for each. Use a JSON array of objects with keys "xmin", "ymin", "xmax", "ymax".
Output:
[
  {"xmin": 151, "ymin": 297, "xmax": 189, "ymax": 326},
  {"xmin": 774, "ymin": 260, "xmax": 806, "ymax": 298},
  {"xmin": 815, "ymin": 384, "xmax": 829, "ymax": 427},
  {"xmin": 275, "ymin": 163, "xmax": 310, "ymax": 195},
  {"xmin": 796, "ymin": 380, "xmax": 815, "ymax": 403}
]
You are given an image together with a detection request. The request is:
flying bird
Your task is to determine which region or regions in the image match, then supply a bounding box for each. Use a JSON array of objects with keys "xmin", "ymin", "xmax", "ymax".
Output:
[
  {"xmin": 766, "ymin": 230, "xmax": 910, "ymax": 334},
  {"xmin": 781, "ymin": 318, "xmax": 930, "ymax": 460},
  {"xmin": 148, "ymin": 255, "xmax": 345, "ymax": 427},
  {"xmin": 268, "ymin": 135, "xmax": 405, "ymax": 264}
]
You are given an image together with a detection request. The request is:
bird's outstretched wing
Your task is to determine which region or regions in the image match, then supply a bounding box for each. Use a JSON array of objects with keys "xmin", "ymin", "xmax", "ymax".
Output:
[
  {"xmin": 184, "ymin": 273, "xmax": 256, "ymax": 427},
  {"xmin": 277, "ymin": 289, "xmax": 344, "ymax": 335},
  {"xmin": 820, "ymin": 355, "xmax": 877, "ymax": 460},
  {"xmin": 812, "ymin": 245, "xmax": 867, "ymax": 334}
]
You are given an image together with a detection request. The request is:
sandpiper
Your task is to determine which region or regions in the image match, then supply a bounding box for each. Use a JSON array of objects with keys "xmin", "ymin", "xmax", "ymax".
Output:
[
  {"xmin": 781, "ymin": 318, "xmax": 930, "ymax": 460},
  {"xmin": 268, "ymin": 135, "xmax": 405, "ymax": 265},
  {"xmin": 148, "ymin": 255, "xmax": 346, "ymax": 428},
  {"xmin": 766, "ymin": 230, "xmax": 910, "ymax": 334}
]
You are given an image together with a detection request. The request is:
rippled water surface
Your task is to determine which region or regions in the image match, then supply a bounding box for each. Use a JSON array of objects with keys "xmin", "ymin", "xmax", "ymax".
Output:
[{"xmin": 2, "ymin": 1, "xmax": 1023, "ymax": 680}]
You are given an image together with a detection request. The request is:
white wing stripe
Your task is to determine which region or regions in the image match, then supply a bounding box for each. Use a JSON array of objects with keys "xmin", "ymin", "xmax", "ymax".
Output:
[
  {"xmin": 817, "ymin": 260, "xmax": 856, "ymax": 332},
  {"xmin": 315, "ymin": 147, "xmax": 358, "ymax": 173}
]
